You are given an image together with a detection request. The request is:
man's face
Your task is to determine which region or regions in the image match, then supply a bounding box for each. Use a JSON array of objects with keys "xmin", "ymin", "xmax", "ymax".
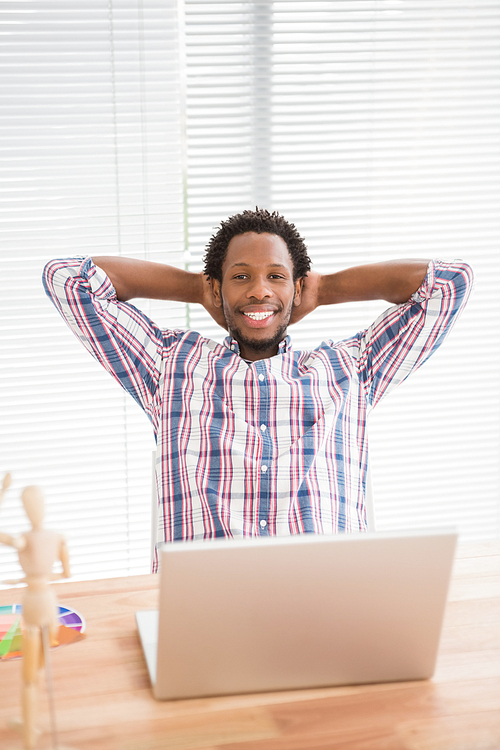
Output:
[{"xmin": 211, "ymin": 232, "xmax": 303, "ymax": 361}]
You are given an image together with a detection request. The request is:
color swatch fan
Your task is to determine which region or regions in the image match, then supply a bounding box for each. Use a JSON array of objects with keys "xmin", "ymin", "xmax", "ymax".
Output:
[{"xmin": 0, "ymin": 604, "xmax": 86, "ymax": 660}]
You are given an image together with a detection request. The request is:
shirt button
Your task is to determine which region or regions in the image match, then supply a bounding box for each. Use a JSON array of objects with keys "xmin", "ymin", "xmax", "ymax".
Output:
[
  {"xmin": 261, "ymin": 465, "xmax": 268, "ymax": 473},
  {"xmin": 258, "ymin": 373, "xmax": 265, "ymax": 382},
  {"xmin": 260, "ymin": 424, "xmax": 266, "ymax": 432},
  {"xmin": 260, "ymin": 519, "xmax": 267, "ymax": 528}
]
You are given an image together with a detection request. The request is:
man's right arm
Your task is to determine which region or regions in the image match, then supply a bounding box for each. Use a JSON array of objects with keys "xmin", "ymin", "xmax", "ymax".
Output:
[
  {"xmin": 43, "ymin": 256, "xmax": 228, "ymax": 420},
  {"xmin": 92, "ymin": 256, "xmax": 227, "ymax": 329},
  {"xmin": 92, "ymin": 256, "xmax": 203, "ymax": 303},
  {"xmin": 43, "ymin": 257, "xmax": 167, "ymax": 422}
]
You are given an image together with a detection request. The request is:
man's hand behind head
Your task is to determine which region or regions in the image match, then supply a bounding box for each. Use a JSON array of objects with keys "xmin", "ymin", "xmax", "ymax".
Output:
[
  {"xmin": 202, "ymin": 273, "xmax": 228, "ymax": 330},
  {"xmin": 289, "ymin": 270, "xmax": 321, "ymax": 326}
]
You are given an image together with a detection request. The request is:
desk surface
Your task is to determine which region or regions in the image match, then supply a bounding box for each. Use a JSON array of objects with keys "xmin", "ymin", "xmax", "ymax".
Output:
[{"xmin": 1, "ymin": 542, "xmax": 499, "ymax": 750}]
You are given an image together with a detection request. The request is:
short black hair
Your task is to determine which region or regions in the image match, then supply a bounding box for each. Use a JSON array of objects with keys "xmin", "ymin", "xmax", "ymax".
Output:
[{"xmin": 203, "ymin": 208, "xmax": 311, "ymax": 282}]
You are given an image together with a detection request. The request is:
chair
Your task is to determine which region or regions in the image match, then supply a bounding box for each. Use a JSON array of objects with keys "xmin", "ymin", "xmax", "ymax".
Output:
[
  {"xmin": 151, "ymin": 449, "xmax": 159, "ymax": 570},
  {"xmin": 365, "ymin": 458, "xmax": 376, "ymax": 532}
]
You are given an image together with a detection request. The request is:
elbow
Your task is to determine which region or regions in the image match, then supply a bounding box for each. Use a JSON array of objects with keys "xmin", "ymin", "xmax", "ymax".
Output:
[{"xmin": 42, "ymin": 259, "xmax": 58, "ymax": 297}]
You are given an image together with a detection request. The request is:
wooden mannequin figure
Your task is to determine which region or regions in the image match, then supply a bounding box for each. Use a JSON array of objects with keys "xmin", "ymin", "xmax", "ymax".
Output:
[{"xmin": 0, "ymin": 476, "xmax": 70, "ymax": 749}]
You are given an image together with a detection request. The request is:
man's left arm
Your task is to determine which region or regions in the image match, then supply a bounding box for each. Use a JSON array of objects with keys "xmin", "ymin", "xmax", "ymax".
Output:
[
  {"xmin": 290, "ymin": 260, "xmax": 430, "ymax": 324},
  {"xmin": 291, "ymin": 259, "xmax": 474, "ymax": 408}
]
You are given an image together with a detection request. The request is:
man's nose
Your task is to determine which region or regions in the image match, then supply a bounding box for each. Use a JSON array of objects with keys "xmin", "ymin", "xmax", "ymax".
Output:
[{"xmin": 246, "ymin": 275, "xmax": 272, "ymax": 299}]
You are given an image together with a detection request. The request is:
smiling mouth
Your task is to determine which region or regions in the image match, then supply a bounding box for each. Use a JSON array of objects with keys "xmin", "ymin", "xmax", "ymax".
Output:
[{"xmin": 243, "ymin": 311, "xmax": 275, "ymax": 321}]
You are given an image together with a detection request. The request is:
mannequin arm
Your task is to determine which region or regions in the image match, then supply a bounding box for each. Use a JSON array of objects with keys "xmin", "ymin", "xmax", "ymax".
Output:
[{"xmin": 0, "ymin": 532, "xmax": 26, "ymax": 550}]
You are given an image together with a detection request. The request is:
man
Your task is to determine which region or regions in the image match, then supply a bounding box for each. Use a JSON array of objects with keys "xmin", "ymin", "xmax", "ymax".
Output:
[{"xmin": 43, "ymin": 208, "xmax": 473, "ymax": 570}]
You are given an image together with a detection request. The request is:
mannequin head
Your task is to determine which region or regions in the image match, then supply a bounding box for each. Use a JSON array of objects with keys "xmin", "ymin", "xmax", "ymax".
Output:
[{"xmin": 21, "ymin": 486, "xmax": 45, "ymax": 530}]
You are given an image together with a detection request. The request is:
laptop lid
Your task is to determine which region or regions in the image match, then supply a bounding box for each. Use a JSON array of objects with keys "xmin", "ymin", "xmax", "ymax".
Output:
[{"xmin": 137, "ymin": 529, "xmax": 457, "ymax": 700}]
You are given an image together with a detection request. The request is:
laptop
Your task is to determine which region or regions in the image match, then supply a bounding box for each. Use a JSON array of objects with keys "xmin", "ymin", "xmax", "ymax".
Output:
[{"xmin": 136, "ymin": 529, "xmax": 457, "ymax": 700}]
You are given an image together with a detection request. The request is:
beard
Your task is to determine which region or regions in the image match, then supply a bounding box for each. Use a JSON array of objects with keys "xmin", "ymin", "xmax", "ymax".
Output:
[
  {"xmin": 230, "ymin": 319, "xmax": 290, "ymax": 353},
  {"xmin": 222, "ymin": 298, "xmax": 294, "ymax": 356}
]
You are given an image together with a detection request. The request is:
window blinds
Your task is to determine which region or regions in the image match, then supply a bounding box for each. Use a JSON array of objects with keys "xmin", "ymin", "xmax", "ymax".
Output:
[
  {"xmin": 183, "ymin": 0, "xmax": 500, "ymax": 539},
  {"xmin": 1, "ymin": 0, "xmax": 499, "ymax": 582},
  {"xmin": 0, "ymin": 0, "xmax": 186, "ymax": 580}
]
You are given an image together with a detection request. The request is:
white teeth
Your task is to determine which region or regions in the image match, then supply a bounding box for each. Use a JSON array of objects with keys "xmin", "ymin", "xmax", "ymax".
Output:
[{"xmin": 244, "ymin": 311, "xmax": 274, "ymax": 320}]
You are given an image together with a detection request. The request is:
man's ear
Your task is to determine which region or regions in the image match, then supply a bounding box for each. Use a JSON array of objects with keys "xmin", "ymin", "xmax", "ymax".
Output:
[
  {"xmin": 293, "ymin": 277, "xmax": 304, "ymax": 306},
  {"xmin": 210, "ymin": 277, "xmax": 222, "ymax": 308}
]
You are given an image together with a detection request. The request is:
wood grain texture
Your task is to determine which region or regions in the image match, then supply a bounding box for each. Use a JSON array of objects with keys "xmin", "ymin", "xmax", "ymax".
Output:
[{"xmin": 0, "ymin": 543, "xmax": 499, "ymax": 750}]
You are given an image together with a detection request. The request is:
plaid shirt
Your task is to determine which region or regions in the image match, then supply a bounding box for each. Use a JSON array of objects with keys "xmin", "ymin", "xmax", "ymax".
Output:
[{"xmin": 43, "ymin": 258, "xmax": 473, "ymax": 568}]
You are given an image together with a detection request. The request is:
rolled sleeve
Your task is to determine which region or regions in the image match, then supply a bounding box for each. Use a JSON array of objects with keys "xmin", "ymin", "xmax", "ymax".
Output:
[
  {"xmin": 43, "ymin": 256, "xmax": 167, "ymax": 423},
  {"xmin": 355, "ymin": 260, "xmax": 474, "ymax": 408}
]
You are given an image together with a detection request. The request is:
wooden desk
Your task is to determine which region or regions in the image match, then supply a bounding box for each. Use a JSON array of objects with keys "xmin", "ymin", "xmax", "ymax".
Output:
[{"xmin": 1, "ymin": 542, "xmax": 500, "ymax": 750}]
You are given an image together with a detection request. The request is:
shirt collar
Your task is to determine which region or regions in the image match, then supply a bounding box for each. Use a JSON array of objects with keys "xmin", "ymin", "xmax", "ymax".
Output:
[{"xmin": 224, "ymin": 335, "xmax": 292, "ymax": 357}]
